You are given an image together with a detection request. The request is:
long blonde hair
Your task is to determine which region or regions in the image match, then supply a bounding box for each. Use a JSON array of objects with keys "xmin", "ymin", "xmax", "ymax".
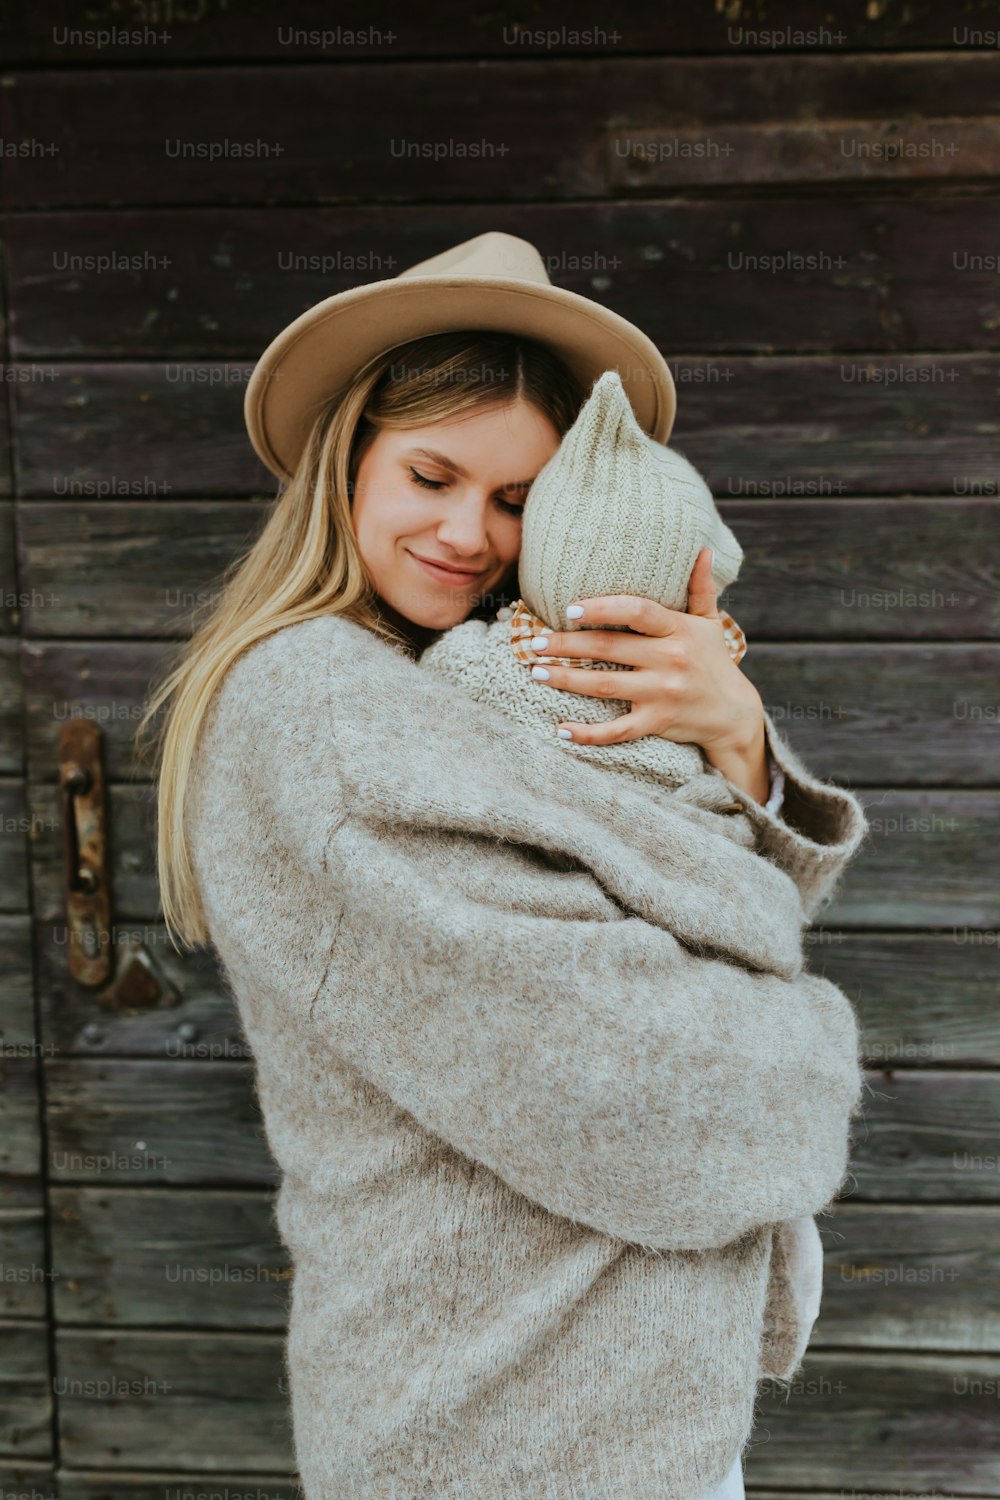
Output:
[{"xmin": 135, "ymin": 330, "xmax": 587, "ymax": 951}]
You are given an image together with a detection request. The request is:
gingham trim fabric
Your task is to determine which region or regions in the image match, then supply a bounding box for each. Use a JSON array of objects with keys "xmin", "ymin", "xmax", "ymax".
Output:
[{"xmin": 503, "ymin": 599, "xmax": 748, "ymax": 668}]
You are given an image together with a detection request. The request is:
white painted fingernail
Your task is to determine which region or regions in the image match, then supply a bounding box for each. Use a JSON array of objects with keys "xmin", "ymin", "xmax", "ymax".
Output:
[
  {"xmin": 566, "ymin": 605, "xmax": 585, "ymax": 619},
  {"xmin": 530, "ymin": 635, "xmax": 549, "ymax": 650},
  {"xmin": 531, "ymin": 665, "xmax": 550, "ymax": 681},
  {"xmin": 557, "ymin": 727, "xmax": 574, "ymax": 739}
]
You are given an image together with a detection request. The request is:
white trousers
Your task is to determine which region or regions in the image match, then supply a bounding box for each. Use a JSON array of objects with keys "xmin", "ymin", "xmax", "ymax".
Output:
[{"xmin": 698, "ymin": 1450, "xmax": 745, "ymax": 1500}]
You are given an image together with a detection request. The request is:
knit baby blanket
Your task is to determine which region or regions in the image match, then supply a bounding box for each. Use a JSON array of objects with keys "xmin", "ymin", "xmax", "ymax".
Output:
[{"xmin": 421, "ymin": 594, "xmax": 750, "ymax": 797}]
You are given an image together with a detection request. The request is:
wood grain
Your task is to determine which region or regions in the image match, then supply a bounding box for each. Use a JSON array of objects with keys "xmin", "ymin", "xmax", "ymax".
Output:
[
  {"xmin": 56, "ymin": 1328, "xmax": 292, "ymax": 1470},
  {"xmin": 4, "ymin": 55, "xmax": 1000, "ymax": 207},
  {"xmin": 0, "ymin": 1, "xmax": 986, "ymax": 63},
  {"xmin": 10, "ymin": 197, "xmax": 1000, "ymax": 360}
]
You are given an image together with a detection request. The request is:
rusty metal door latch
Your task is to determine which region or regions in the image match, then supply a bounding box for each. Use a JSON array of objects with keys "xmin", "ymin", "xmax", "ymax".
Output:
[
  {"xmin": 58, "ymin": 718, "xmax": 177, "ymax": 1010},
  {"xmin": 59, "ymin": 719, "xmax": 112, "ymax": 986}
]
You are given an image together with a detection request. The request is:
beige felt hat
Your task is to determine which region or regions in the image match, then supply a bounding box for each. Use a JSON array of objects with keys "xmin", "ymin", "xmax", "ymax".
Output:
[{"xmin": 244, "ymin": 230, "xmax": 677, "ymax": 481}]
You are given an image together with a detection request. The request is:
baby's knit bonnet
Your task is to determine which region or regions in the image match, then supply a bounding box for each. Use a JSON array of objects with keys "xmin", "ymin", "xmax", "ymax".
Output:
[{"xmin": 520, "ymin": 369, "xmax": 743, "ymax": 627}]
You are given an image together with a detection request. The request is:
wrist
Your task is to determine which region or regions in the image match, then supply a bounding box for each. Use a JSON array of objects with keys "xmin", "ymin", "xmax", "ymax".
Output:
[
  {"xmin": 704, "ymin": 708, "xmax": 769, "ymax": 804},
  {"xmin": 714, "ymin": 680, "xmax": 766, "ymax": 759}
]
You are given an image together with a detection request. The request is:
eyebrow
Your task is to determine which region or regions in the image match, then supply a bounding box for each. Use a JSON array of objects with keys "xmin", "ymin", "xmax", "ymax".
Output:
[{"xmin": 407, "ymin": 447, "xmax": 536, "ymax": 491}]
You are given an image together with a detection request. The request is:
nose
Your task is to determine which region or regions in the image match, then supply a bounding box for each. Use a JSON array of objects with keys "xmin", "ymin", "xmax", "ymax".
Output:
[{"xmin": 434, "ymin": 493, "xmax": 492, "ymax": 558}]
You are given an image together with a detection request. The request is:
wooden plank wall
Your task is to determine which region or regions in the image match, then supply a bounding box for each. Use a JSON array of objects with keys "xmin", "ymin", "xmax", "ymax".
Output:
[{"xmin": 0, "ymin": 4, "xmax": 998, "ymax": 1496}]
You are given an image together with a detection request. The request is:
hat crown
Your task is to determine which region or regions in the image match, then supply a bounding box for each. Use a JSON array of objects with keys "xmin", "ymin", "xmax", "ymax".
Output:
[
  {"xmin": 520, "ymin": 370, "xmax": 743, "ymax": 626},
  {"xmin": 244, "ymin": 231, "xmax": 676, "ymax": 480},
  {"xmin": 399, "ymin": 231, "xmax": 552, "ymax": 287}
]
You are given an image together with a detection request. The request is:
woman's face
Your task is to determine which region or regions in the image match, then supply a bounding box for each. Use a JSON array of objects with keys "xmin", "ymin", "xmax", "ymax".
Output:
[{"xmin": 350, "ymin": 396, "xmax": 561, "ymax": 637}]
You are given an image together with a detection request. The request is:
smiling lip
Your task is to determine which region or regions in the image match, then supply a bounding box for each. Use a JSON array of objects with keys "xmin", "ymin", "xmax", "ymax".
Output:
[{"xmin": 407, "ymin": 550, "xmax": 487, "ymax": 586}]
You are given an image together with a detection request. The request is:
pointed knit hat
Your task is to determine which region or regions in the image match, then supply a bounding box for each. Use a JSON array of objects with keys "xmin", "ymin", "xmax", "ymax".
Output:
[{"xmin": 519, "ymin": 370, "xmax": 744, "ymax": 629}]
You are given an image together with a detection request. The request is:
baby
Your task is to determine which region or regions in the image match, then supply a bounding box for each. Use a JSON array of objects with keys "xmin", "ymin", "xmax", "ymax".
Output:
[
  {"xmin": 420, "ymin": 369, "xmax": 824, "ymax": 1381},
  {"xmin": 420, "ymin": 368, "xmax": 752, "ymax": 830}
]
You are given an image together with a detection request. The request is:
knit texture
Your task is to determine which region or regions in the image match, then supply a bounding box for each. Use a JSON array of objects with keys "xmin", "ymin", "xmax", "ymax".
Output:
[
  {"xmin": 421, "ymin": 369, "xmax": 747, "ymax": 793},
  {"xmin": 520, "ymin": 369, "xmax": 743, "ymax": 628},
  {"xmin": 421, "ymin": 608, "xmax": 711, "ymax": 795},
  {"xmin": 184, "ymin": 613, "xmax": 870, "ymax": 1500}
]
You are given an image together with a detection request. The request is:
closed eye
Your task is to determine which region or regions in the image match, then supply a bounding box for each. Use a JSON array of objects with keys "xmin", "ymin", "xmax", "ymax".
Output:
[
  {"xmin": 409, "ymin": 465, "xmax": 524, "ymax": 516},
  {"xmin": 409, "ymin": 466, "xmax": 445, "ymax": 490}
]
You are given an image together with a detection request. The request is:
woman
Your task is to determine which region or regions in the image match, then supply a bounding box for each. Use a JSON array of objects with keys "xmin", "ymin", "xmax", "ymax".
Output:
[{"xmin": 138, "ymin": 234, "xmax": 868, "ymax": 1500}]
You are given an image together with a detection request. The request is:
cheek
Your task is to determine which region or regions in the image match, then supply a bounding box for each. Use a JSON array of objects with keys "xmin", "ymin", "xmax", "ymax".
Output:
[
  {"xmin": 356, "ymin": 483, "xmax": 426, "ymax": 550},
  {"xmin": 494, "ymin": 515, "xmax": 524, "ymax": 565}
]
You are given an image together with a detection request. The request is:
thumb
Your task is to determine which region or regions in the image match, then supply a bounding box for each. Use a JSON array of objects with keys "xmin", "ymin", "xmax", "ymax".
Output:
[{"xmin": 686, "ymin": 546, "xmax": 719, "ymax": 618}]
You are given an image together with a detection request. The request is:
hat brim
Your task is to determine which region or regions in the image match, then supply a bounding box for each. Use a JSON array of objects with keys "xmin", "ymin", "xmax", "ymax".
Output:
[{"xmin": 244, "ymin": 276, "xmax": 677, "ymax": 481}]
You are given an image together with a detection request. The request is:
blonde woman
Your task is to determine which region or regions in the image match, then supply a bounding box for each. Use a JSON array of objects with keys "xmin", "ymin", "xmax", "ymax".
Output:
[{"xmin": 138, "ymin": 234, "xmax": 867, "ymax": 1500}]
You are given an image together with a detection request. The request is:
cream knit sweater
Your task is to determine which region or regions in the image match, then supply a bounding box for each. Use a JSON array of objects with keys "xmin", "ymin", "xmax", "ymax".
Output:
[{"xmin": 185, "ymin": 613, "xmax": 869, "ymax": 1500}]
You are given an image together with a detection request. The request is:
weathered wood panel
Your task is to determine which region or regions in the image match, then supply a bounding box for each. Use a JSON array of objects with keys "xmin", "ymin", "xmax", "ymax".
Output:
[
  {"xmin": 0, "ymin": 643, "xmax": 22, "ymax": 773},
  {"xmin": 13, "ymin": 369, "xmax": 272, "ymax": 497},
  {"xmin": 25, "ymin": 781, "xmax": 1000, "ymax": 929},
  {"xmin": 35, "ymin": 1059, "xmax": 1000, "ymax": 1198},
  {"xmin": 0, "ymin": 506, "xmax": 17, "ymax": 627},
  {"xmin": 36, "ymin": 922, "xmax": 237, "ymax": 1059},
  {"xmin": 13, "ymin": 360, "xmax": 1000, "ymax": 499},
  {"xmin": 0, "ymin": 1204, "xmax": 48, "ymax": 1320},
  {"xmin": 56, "ymin": 1328, "xmax": 292, "ymax": 1470},
  {"xmin": 45, "ymin": 1061, "xmax": 278, "ymax": 1187},
  {"xmin": 848, "ymin": 1071, "xmax": 1000, "ymax": 1201},
  {"xmin": 0, "ymin": 384, "xmax": 10, "ymax": 499},
  {"xmin": 746, "ymin": 644, "xmax": 1000, "ymax": 785},
  {"xmin": 0, "ymin": 1467, "xmax": 54, "ymax": 1500},
  {"xmin": 12, "ymin": 197, "xmax": 1000, "ymax": 360},
  {"xmin": 4, "ymin": 55, "xmax": 1000, "ymax": 207},
  {"xmin": 19, "ymin": 639, "xmax": 1000, "ymax": 785},
  {"xmin": 0, "ymin": 914, "xmax": 35, "ymax": 1047},
  {"xmin": 0, "ymin": 1058, "xmax": 43, "ymax": 1178},
  {"xmin": 0, "ymin": 1, "xmax": 986, "ymax": 62},
  {"xmin": 815, "ymin": 1202, "xmax": 1000, "ymax": 1352},
  {"xmin": 749, "ymin": 1351, "xmax": 1000, "ymax": 1493},
  {"xmin": 50, "ymin": 1187, "xmax": 289, "ymax": 1328},
  {"xmin": 0, "ymin": 1321, "xmax": 51, "ymax": 1459},
  {"xmin": 0, "ymin": 916, "xmax": 48, "ymax": 1319},
  {"xmin": 0, "ymin": 780, "xmax": 30, "ymax": 911},
  {"xmin": 820, "ymin": 933, "xmax": 1000, "ymax": 1069},
  {"xmin": 18, "ymin": 501, "xmax": 266, "ymax": 634},
  {"xmin": 826, "ymin": 790, "xmax": 1000, "ymax": 928},
  {"xmin": 15, "ymin": 497, "xmax": 1000, "ymax": 635}
]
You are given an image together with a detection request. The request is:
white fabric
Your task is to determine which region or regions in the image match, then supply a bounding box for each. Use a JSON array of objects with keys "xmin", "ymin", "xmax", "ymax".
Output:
[
  {"xmin": 765, "ymin": 757, "xmax": 786, "ymax": 818},
  {"xmin": 699, "ymin": 1450, "xmax": 746, "ymax": 1500}
]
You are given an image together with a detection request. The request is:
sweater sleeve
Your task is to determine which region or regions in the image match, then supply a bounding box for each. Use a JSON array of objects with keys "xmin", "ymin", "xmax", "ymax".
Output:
[
  {"xmin": 725, "ymin": 710, "xmax": 869, "ymax": 922},
  {"xmin": 308, "ymin": 806, "xmax": 865, "ymax": 1253}
]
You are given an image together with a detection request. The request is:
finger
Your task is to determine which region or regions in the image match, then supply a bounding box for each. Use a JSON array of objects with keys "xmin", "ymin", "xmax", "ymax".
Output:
[
  {"xmin": 686, "ymin": 547, "xmax": 719, "ymax": 619},
  {"xmin": 529, "ymin": 628, "xmax": 650, "ymax": 667},
  {"xmin": 560, "ymin": 594, "xmax": 684, "ymax": 637},
  {"xmin": 529, "ymin": 662, "xmax": 638, "ymax": 702},
  {"xmin": 555, "ymin": 711, "xmax": 650, "ymax": 745}
]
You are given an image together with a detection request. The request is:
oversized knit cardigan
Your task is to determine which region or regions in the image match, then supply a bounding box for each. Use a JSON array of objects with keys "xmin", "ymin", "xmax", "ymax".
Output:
[{"xmin": 184, "ymin": 612, "xmax": 870, "ymax": 1500}]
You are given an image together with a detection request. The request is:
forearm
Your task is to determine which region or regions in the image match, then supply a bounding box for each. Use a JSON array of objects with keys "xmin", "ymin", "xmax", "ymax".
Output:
[
  {"xmin": 315, "ymin": 810, "xmax": 864, "ymax": 1253},
  {"xmin": 703, "ymin": 716, "xmax": 770, "ymax": 804}
]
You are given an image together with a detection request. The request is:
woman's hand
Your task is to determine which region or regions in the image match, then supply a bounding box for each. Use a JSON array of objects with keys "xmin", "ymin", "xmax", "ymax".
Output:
[{"xmin": 527, "ymin": 547, "xmax": 770, "ymax": 803}]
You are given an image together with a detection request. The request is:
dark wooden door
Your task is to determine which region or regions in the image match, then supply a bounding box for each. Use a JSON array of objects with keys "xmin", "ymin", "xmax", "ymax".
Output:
[{"xmin": 1, "ymin": 5, "xmax": 999, "ymax": 1495}]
